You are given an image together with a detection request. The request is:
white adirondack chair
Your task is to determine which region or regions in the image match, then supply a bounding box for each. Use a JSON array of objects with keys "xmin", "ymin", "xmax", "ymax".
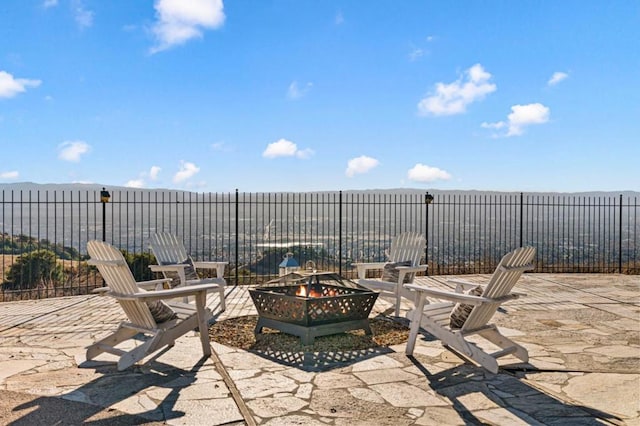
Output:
[
  {"xmin": 149, "ymin": 232, "xmax": 227, "ymax": 311},
  {"xmin": 354, "ymin": 232, "xmax": 427, "ymax": 316},
  {"xmin": 404, "ymin": 246, "xmax": 536, "ymax": 374},
  {"xmin": 86, "ymin": 240, "xmax": 217, "ymax": 371}
]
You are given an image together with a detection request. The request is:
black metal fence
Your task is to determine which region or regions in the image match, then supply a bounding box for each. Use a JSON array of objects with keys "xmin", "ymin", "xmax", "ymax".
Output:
[{"xmin": 1, "ymin": 188, "xmax": 637, "ymax": 301}]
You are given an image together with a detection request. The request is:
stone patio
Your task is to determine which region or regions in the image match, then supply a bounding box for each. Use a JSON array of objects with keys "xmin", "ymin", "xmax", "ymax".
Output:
[{"xmin": 0, "ymin": 273, "xmax": 638, "ymax": 425}]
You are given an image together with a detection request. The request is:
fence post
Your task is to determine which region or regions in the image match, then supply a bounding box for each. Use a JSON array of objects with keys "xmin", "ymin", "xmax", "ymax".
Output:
[
  {"xmin": 235, "ymin": 189, "xmax": 239, "ymax": 286},
  {"xmin": 100, "ymin": 188, "xmax": 110, "ymax": 242},
  {"xmin": 519, "ymin": 192, "xmax": 524, "ymax": 248},
  {"xmin": 425, "ymin": 192, "xmax": 434, "ymax": 275},
  {"xmin": 338, "ymin": 190, "xmax": 343, "ymax": 277},
  {"xmin": 619, "ymin": 194, "xmax": 623, "ymax": 273}
]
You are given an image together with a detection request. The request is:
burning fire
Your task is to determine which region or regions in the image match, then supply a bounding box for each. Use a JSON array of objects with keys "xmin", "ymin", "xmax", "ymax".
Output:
[{"xmin": 296, "ymin": 286, "xmax": 322, "ymax": 298}]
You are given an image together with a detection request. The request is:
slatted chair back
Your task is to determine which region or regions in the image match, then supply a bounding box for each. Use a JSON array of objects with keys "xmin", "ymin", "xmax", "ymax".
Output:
[
  {"xmin": 462, "ymin": 246, "xmax": 536, "ymax": 331},
  {"xmin": 87, "ymin": 240, "xmax": 157, "ymax": 329},
  {"xmin": 387, "ymin": 231, "xmax": 425, "ymax": 266},
  {"xmin": 150, "ymin": 232, "xmax": 190, "ymax": 265}
]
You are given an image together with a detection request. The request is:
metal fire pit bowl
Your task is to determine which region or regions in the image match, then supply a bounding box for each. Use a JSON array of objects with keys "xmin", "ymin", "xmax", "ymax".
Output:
[{"xmin": 249, "ymin": 272, "xmax": 378, "ymax": 345}]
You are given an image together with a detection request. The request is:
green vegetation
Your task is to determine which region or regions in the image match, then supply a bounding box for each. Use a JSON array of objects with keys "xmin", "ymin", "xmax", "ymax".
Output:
[
  {"xmin": 0, "ymin": 233, "xmax": 83, "ymax": 260},
  {"xmin": 3, "ymin": 249, "xmax": 65, "ymax": 291}
]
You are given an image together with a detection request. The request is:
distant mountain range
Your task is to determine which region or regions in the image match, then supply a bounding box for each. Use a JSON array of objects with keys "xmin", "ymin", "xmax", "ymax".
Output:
[{"xmin": 1, "ymin": 182, "xmax": 637, "ymax": 198}]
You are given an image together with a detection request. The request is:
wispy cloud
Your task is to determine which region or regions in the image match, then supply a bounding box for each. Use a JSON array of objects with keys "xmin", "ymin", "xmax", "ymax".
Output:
[
  {"xmin": 417, "ymin": 64, "xmax": 496, "ymax": 116},
  {"xmin": 125, "ymin": 179, "xmax": 145, "ymax": 188},
  {"xmin": 263, "ymin": 139, "xmax": 314, "ymax": 159},
  {"xmin": 58, "ymin": 141, "xmax": 90, "ymax": 162},
  {"xmin": 335, "ymin": 10, "xmax": 344, "ymax": 25},
  {"xmin": 407, "ymin": 164, "xmax": 451, "ymax": 182},
  {"xmin": 43, "ymin": 0, "xmax": 58, "ymax": 8},
  {"xmin": 409, "ymin": 48, "xmax": 424, "ymax": 62},
  {"xmin": 149, "ymin": 166, "xmax": 161, "ymax": 180},
  {"xmin": 150, "ymin": 0, "xmax": 225, "ymax": 54},
  {"xmin": 173, "ymin": 161, "xmax": 200, "ymax": 183},
  {"xmin": 72, "ymin": 0, "xmax": 94, "ymax": 29},
  {"xmin": 482, "ymin": 103, "xmax": 550, "ymax": 137},
  {"xmin": 0, "ymin": 71, "xmax": 41, "ymax": 99},
  {"xmin": 0, "ymin": 171, "xmax": 19, "ymax": 180},
  {"xmin": 548, "ymin": 71, "xmax": 568, "ymax": 86},
  {"xmin": 287, "ymin": 81, "xmax": 313, "ymax": 100},
  {"xmin": 345, "ymin": 156, "xmax": 379, "ymax": 177}
]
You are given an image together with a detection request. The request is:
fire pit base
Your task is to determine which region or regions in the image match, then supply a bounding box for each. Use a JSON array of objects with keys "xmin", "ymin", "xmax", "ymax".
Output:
[
  {"xmin": 255, "ymin": 316, "xmax": 372, "ymax": 346},
  {"xmin": 249, "ymin": 271, "xmax": 378, "ymax": 345}
]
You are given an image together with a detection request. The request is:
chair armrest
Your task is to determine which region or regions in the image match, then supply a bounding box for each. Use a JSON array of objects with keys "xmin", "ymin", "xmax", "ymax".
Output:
[
  {"xmin": 149, "ymin": 264, "xmax": 188, "ymax": 272},
  {"xmin": 137, "ymin": 278, "xmax": 173, "ymax": 290},
  {"xmin": 352, "ymin": 262, "xmax": 388, "ymax": 279},
  {"xmin": 110, "ymin": 283, "xmax": 220, "ymax": 302},
  {"xmin": 192, "ymin": 261, "xmax": 227, "ymax": 278},
  {"xmin": 395, "ymin": 265, "xmax": 427, "ymax": 274},
  {"xmin": 404, "ymin": 283, "xmax": 519, "ymax": 306},
  {"xmin": 91, "ymin": 287, "xmax": 110, "ymax": 295},
  {"xmin": 447, "ymin": 277, "xmax": 483, "ymax": 293}
]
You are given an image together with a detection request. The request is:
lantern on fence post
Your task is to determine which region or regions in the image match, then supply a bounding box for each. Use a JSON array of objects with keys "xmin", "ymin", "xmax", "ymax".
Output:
[
  {"xmin": 279, "ymin": 252, "xmax": 300, "ymax": 276},
  {"xmin": 424, "ymin": 192, "xmax": 434, "ymax": 275},
  {"xmin": 100, "ymin": 188, "xmax": 110, "ymax": 241}
]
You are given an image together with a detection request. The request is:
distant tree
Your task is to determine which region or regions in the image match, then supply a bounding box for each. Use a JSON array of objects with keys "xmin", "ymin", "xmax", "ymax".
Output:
[
  {"xmin": 3, "ymin": 249, "xmax": 65, "ymax": 291},
  {"xmin": 120, "ymin": 250, "xmax": 156, "ymax": 282}
]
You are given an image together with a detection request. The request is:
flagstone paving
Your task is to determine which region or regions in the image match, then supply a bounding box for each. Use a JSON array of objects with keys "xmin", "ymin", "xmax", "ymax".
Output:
[{"xmin": 0, "ymin": 273, "xmax": 638, "ymax": 425}]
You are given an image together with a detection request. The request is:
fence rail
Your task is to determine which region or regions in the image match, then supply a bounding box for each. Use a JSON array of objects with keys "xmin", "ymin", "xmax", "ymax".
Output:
[{"xmin": 1, "ymin": 189, "xmax": 637, "ymax": 301}]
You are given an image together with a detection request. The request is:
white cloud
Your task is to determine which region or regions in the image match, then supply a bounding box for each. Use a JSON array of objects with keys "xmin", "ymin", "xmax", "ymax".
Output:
[
  {"xmin": 0, "ymin": 71, "xmax": 41, "ymax": 99},
  {"xmin": 345, "ymin": 156, "xmax": 379, "ymax": 177},
  {"xmin": 417, "ymin": 64, "xmax": 496, "ymax": 116},
  {"xmin": 150, "ymin": 0, "xmax": 225, "ymax": 54},
  {"xmin": 263, "ymin": 138, "xmax": 314, "ymax": 159},
  {"xmin": 482, "ymin": 103, "xmax": 550, "ymax": 137},
  {"xmin": 287, "ymin": 81, "xmax": 313, "ymax": 100},
  {"xmin": 335, "ymin": 11, "xmax": 344, "ymax": 25},
  {"xmin": 409, "ymin": 48, "xmax": 424, "ymax": 62},
  {"xmin": 58, "ymin": 141, "xmax": 90, "ymax": 162},
  {"xmin": 43, "ymin": 0, "xmax": 58, "ymax": 8},
  {"xmin": 548, "ymin": 71, "xmax": 568, "ymax": 86},
  {"xmin": 149, "ymin": 166, "xmax": 161, "ymax": 180},
  {"xmin": 407, "ymin": 164, "xmax": 451, "ymax": 182},
  {"xmin": 1, "ymin": 171, "xmax": 19, "ymax": 179},
  {"xmin": 173, "ymin": 161, "xmax": 200, "ymax": 183},
  {"xmin": 125, "ymin": 179, "xmax": 145, "ymax": 188},
  {"xmin": 73, "ymin": 0, "xmax": 94, "ymax": 29}
]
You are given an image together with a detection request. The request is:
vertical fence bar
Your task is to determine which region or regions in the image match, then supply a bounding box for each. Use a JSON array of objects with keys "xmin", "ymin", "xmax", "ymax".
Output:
[{"xmin": 619, "ymin": 194, "xmax": 623, "ymax": 273}]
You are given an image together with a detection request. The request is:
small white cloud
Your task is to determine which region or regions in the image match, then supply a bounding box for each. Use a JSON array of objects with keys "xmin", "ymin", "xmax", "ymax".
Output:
[
  {"xmin": 173, "ymin": 161, "xmax": 200, "ymax": 183},
  {"xmin": 345, "ymin": 156, "xmax": 379, "ymax": 177},
  {"xmin": 335, "ymin": 10, "xmax": 344, "ymax": 25},
  {"xmin": 287, "ymin": 81, "xmax": 313, "ymax": 100},
  {"xmin": 409, "ymin": 48, "xmax": 424, "ymax": 62},
  {"xmin": 0, "ymin": 71, "xmax": 41, "ymax": 99},
  {"xmin": 417, "ymin": 64, "xmax": 496, "ymax": 116},
  {"xmin": 149, "ymin": 166, "xmax": 161, "ymax": 180},
  {"xmin": 125, "ymin": 179, "xmax": 145, "ymax": 188},
  {"xmin": 407, "ymin": 164, "xmax": 451, "ymax": 182},
  {"xmin": 482, "ymin": 103, "xmax": 550, "ymax": 137},
  {"xmin": 263, "ymin": 138, "xmax": 314, "ymax": 159},
  {"xmin": 0, "ymin": 171, "xmax": 19, "ymax": 179},
  {"xmin": 73, "ymin": 0, "xmax": 94, "ymax": 29},
  {"xmin": 150, "ymin": 0, "xmax": 225, "ymax": 54},
  {"xmin": 58, "ymin": 140, "xmax": 90, "ymax": 162},
  {"xmin": 43, "ymin": 0, "xmax": 58, "ymax": 8},
  {"xmin": 548, "ymin": 71, "xmax": 568, "ymax": 86}
]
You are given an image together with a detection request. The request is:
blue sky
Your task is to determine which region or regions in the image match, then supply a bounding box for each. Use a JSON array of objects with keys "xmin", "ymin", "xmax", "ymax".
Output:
[{"xmin": 1, "ymin": 1, "xmax": 638, "ymax": 193}]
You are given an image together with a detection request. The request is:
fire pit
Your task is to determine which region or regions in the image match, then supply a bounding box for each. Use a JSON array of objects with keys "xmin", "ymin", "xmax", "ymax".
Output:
[{"xmin": 249, "ymin": 271, "xmax": 378, "ymax": 345}]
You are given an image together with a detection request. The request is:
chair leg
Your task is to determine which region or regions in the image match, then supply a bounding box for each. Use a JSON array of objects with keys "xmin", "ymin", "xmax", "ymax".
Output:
[
  {"xmin": 219, "ymin": 287, "xmax": 226, "ymax": 312},
  {"xmin": 405, "ymin": 293, "xmax": 427, "ymax": 356},
  {"xmin": 86, "ymin": 326, "xmax": 138, "ymax": 360},
  {"xmin": 478, "ymin": 326, "xmax": 529, "ymax": 362},
  {"xmin": 196, "ymin": 291, "xmax": 212, "ymax": 356}
]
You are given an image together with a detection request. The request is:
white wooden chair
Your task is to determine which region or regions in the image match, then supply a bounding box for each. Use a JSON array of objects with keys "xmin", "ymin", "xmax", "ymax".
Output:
[
  {"xmin": 404, "ymin": 246, "xmax": 536, "ymax": 374},
  {"xmin": 353, "ymin": 231, "xmax": 427, "ymax": 316},
  {"xmin": 86, "ymin": 240, "xmax": 217, "ymax": 371},
  {"xmin": 149, "ymin": 232, "xmax": 227, "ymax": 311}
]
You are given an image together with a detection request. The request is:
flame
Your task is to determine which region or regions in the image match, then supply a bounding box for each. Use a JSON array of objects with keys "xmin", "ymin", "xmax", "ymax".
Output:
[{"xmin": 295, "ymin": 286, "xmax": 322, "ymax": 298}]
